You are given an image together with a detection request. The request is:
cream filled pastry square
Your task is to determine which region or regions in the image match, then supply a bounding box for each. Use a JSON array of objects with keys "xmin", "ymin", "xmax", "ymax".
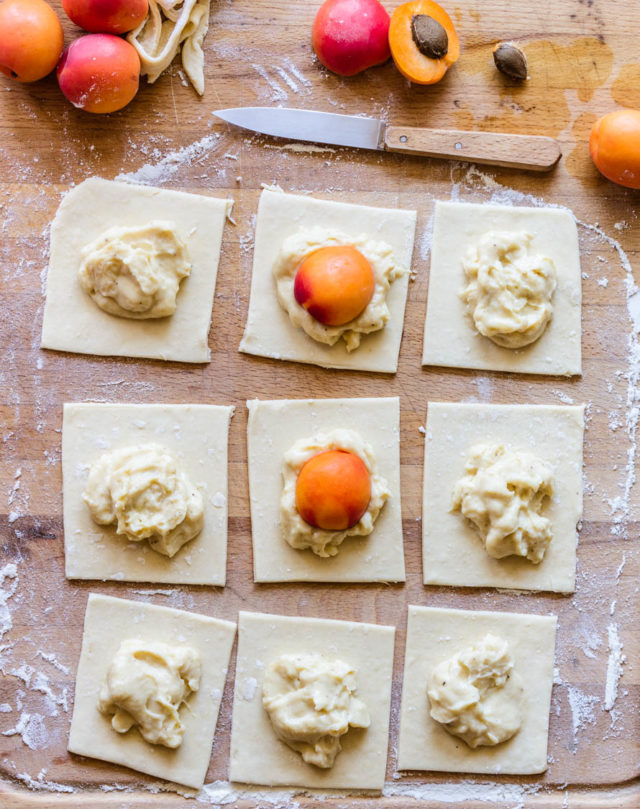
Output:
[
  {"xmin": 229, "ymin": 611, "xmax": 395, "ymax": 790},
  {"xmin": 247, "ymin": 397, "xmax": 404, "ymax": 583},
  {"xmin": 240, "ymin": 188, "xmax": 417, "ymax": 373},
  {"xmin": 397, "ymin": 605, "xmax": 557, "ymax": 775},
  {"xmin": 63, "ymin": 402, "xmax": 233, "ymax": 586},
  {"xmin": 422, "ymin": 201, "xmax": 582, "ymax": 376},
  {"xmin": 68, "ymin": 593, "xmax": 236, "ymax": 788},
  {"xmin": 41, "ymin": 177, "xmax": 232, "ymax": 363},
  {"xmin": 422, "ymin": 402, "xmax": 583, "ymax": 593}
]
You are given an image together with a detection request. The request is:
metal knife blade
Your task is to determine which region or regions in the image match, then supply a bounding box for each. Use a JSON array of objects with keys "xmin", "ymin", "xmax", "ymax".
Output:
[{"xmin": 213, "ymin": 107, "xmax": 385, "ymax": 150}]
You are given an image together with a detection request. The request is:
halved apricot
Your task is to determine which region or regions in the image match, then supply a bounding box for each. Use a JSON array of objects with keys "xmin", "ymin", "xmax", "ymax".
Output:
[
  {"xmin": 389, "ymin": 0, "xmax": 459, "ymax": 85},
  {"xmin": 294, "ymin": 245, "xmax": 375, "ymax": 327},
  {"xmin": 295, "ymin": 449, "xmax": 371, "ymax": 531}
]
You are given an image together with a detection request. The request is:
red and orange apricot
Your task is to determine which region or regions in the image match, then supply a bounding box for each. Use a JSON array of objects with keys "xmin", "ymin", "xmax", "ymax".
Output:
[
  {"xmin": 312, "ymin": 0, "xmax": 390, "ymax": 77},
  {"xmin": 294, "ymin": 245, "xmax": 375, "ymax": 327},
  {"xmin": 0, "ymin": 0, "xmax": 64, "ymax": 83},
  {"xmin": 62, "ymin": 0, "xmax": 148, "ymax": 35},
  {"xmin": 57, "ymin": 33, "xmax": 140, "ymax": 113},
  {"xmin": 295, "ymin": 449, "xmax": 372, "ymax": 531}
]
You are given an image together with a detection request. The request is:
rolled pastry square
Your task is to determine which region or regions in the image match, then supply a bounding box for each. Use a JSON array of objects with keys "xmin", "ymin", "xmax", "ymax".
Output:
[
  {"xmin": 422, "ymin": 402, "xmax": 584, "ymax": 593},
  {"xmin": 63, "ymin": 402, "xmax": 233, "ymax": 586},
  {"xmin": 41, "ymin": 177, "xmax": 232, "ymax": 363},
  {"xmin": 68, "ymin": 593, "xmax": 236, "ymax": 789},
  {"xmin": 422, "ymin": 201, "xmax": 582, "ymax": 376},
  {"xmin": 229, "ymin": 610, "xmax": 395, "ymax": 790},
  {"xmin": 397, "ymin": 605, "xmax": 557, "ymax": 775},
  {"xmin": 247, "ymin": 397, "xmax": 405, "ymax": 583},
  {"xmin": 240, "ymin": 188, "xmax": 417, "ymax": 373}
]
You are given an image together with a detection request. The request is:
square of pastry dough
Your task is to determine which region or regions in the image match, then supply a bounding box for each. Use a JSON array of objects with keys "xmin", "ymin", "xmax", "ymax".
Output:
[
  {"xmin": 240, "ymin": 188, "xmax": 417, "ymax": 373},
  {"xmin": 41, "ymin": 177, "xmax": 232, "ymax": 363},
  {"xmin": 423, "ymin": 402, "xmax": 583, "ymax": 593},
  {"xmin": 68, "ymin": 593, "xmax": 236, "ymax": 789},
  {"xmin": 422, "ymin": 201, "xmax": 582, "ymax": 376},
  {"xmin": 63, "ymin": 402, "xmax": 233, "ymax": 586},
  {"xmin": 247, "ymin": 397, "xmax": 404, "ymax": 583},
  {"xmin": 229, "ymin": 610, "xmax": 395, "ymax": 790},
  {"xmin": 397, "ymin": 605, "xmax": 557, "ymax": 775}
]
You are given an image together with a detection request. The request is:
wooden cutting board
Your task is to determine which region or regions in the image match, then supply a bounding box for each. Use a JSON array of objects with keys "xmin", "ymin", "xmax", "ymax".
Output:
[{"xmin": 0, "ymin": 1, "xmax": 638, "ymax": 807}]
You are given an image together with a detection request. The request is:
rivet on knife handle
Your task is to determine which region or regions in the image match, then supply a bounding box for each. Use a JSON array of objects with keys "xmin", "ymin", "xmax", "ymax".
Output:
[{"xmin": 384, "ymin": 126, "xmax": 561, "ymax": 172}]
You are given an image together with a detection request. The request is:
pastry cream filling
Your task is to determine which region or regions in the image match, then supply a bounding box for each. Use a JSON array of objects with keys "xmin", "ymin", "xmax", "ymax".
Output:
[
  {"xmin": 452, "ymin": 444, "xmax": 553, "ymax": 564},
  {"xmin": 98, "ymin": 638, "xmax": 200, "ymax": 748},
  {"xmin": 461, "ymin": 231, "xmax": 557, "ymax": 348},
  {"xmin": 280, "ymin": 429, "xmax": 390, "ymax": 557},
  {"xmin": 78, "ymin": 222, "xmax": 191, "ymax": 319},
  {"xmin": 83, "ymin": 443, "xmax": 204, "ymax": 558},
  {"xmin": 427, "ymin": 634, "xmax": 524, "ymax": 748},
  {"xmin": 262, "ymin": 653, "xmax": 370, "ymax": 768},
  {"xmin": 273, "ymin": 227, "xmax": 407, "ymax": 352}
]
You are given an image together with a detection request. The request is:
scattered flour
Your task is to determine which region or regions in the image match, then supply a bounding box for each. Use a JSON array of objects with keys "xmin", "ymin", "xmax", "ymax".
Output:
[
  {"xmin": 604, "ymin": 623, "xmax": 625, "ymax": 711},
  {"xmin": 116, "ymin": 134, "xmax": 222, "ymax": 185}
]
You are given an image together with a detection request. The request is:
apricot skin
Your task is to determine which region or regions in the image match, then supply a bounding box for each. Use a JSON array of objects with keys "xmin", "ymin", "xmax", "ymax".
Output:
[
  {"xmin": 57, "ymin": 34, "xmax": 140, "ymax": 114},
  {"xmin": 312, "ymin": 0, "xmax": 390, "ymax": 77},
  {"xmin": 590, "ymin": 109, "xmax": 640, "ymax": 190},
  {"xmin": 62, "ymin": 0, "xmax": 148, "ymax": 35},
  {"xmin": 295, "ymin": 449, "xmax": 371, "ymax": 531},
  {"xmin": 0, "ymin": 0, "xmax": 64, "ymax": 83},
  {"xmin": 294, "ymin": 245, "xmax": 375, "ymax": 327}
]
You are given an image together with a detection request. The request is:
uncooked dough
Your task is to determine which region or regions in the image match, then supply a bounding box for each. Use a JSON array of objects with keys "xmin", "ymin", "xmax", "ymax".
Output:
[
  {"xmin": 78, "ymin": 222, "xmax": 191, "ymax": 319},
  {"xmin": 397, "ymin": 605, "xmax": 557, "ymax": 775},
  {"xmin": 68, "ymin": 593, "xmax": 236, "ymax": 789},
  {"xmin": 262, "ymin": 653, "xmax": 370, "ymax": 768},
  {"xmin": 63, "ymin": 403, "xmax": 233, "ymax": 586},
  {"xmin": 427, "ymin": 633, "xmax": 524, "ymax": 748},
  {"xmin": 451, "ymin": 444, "xmax": 553, "ymax": 563},
  {"xmin": 460, "ymin": 231, "xmax": 556, "ymax": 348},
  {"xmin": 41, "ymin": 177, "xmax": 232, "ymax": 363},
  {"xmin": 273, "ymin": 227, "xmax": 406, "ymax": 351},
  {"xmin": 280, "ymin": 429, "xmax": 390, "ymax": 558},
  {"xmin": 423, "ymin": 201, "xmax": 582, "ymax": 376},
  {"xmin": 128, "ymin": 0, "xmax": 211, "ymax": 94},
  {"xmin": 229, "ymin": 611, "xmax": 395, "ymax": 790},
  {"xmin": 98, "ymin": 639, "xmax": 201, "ymax": 748},
  {"xmin": 83, "ymin": 444, "xmax": 205, "ymax": 559},
  {"xmin": 423, "ymin": 402, "xmax": 583, "ymax": 592},
  {"xmin": 240, "ymin": 188, "xmax": 417, "ymax": 373},
  {"xmin": 247, "ymin": 397, "xmax": 405, "ymax": 583}
]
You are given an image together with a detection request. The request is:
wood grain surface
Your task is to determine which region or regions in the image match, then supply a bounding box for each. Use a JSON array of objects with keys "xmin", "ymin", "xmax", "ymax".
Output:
[{"xmin": 0, "ymin": 0, "xmax": 639, "ymax": 807}]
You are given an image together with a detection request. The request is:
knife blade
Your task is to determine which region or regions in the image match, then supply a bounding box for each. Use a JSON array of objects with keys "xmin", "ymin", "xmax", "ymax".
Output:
[{"xmin": 213, "ymin": 106, "xmax": 561, "ymax": 172}]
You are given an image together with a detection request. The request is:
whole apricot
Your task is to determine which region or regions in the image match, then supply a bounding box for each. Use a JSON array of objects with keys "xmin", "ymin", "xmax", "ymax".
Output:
[
  {"xmin": 0, "ymin": 0, "xmax": 64, "ymax": 82},
  {"xmin": 57, "ymin": 34, "xmax": 140, "ymax": 114},
  {"xmin": 294, "ymin": 245, "xmax": 375, "ymax": 327},
  {"xmin": 296, "ymin": 449, "xmax": 371, "ymax": 530},
  {"xmin": 312, "ymin": 0, "xmax": 390, "ymax": 77},
  {"xmin": 590, "ymin": 109, "xmax": 640, "ymax": 189},
  {"xmin": 62, "ymin": 0, "xmax": 148, "ymax": 35}
]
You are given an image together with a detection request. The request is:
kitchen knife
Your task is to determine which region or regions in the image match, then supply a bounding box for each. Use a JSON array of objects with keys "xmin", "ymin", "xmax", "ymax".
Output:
[{"xmin": 213, "ymin": 106, "xmax": 561, "ymax": 172}]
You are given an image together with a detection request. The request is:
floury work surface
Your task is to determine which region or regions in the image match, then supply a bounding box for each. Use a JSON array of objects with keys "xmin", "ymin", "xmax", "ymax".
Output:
[{"xmin": 0, "ymin": 0, "xmax": 638, "ymax": 806}]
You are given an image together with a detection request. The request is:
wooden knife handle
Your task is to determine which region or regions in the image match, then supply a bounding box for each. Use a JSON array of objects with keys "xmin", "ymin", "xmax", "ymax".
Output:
[{"xmin": 384, "ymin": 125, "xmax": 561, "ymax": 172}]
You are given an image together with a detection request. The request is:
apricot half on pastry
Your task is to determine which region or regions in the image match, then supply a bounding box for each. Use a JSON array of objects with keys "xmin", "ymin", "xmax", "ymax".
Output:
[
  {"xmin": 295, "ymin": 449, "xmax": 372, "ymax": 530},
  {"xmin": 294, "ymin": 245, "xmax": 375, "ymax": 326},
  {"xmin": 389, "ymin": 0, "xmax": 459, "ymax": 85}
]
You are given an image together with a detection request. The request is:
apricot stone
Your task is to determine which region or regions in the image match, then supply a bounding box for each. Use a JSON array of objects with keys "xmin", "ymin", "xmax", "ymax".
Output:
[
  {"xmin": 0, "ymin": 0, "xmax": 64, "ymax": 83},
  {"xmin": 295, "ymin": 449, "xmax": 371, "ymax": 531},
  {"xmin": 294, "ymin": 245, "xmax": 375, "ymax": 327},
  {"xmin": 62, "ymin": 0, "xmax": 148, "ymax": 35},
  {"xmin": 57, "ymin": 34, "xmax": 140, "ymax": 114}
]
